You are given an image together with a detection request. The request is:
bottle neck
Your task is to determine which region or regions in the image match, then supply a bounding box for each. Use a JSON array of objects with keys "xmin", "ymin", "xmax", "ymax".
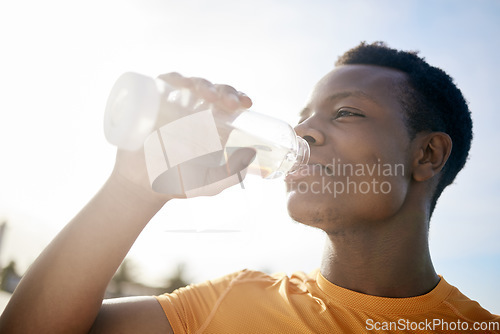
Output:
[{"xmin": 290, "ymin": 136, "xmax": 310, "ymax": 172}]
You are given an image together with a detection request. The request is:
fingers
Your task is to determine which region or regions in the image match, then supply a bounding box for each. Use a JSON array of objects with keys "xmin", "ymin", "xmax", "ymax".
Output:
[
  {"xmin": 156, "ymin": 72, "xmax": 191, "ymax": 87},
  {"xmin": 157, "ymin": 72, "xmax": 253, "ymax": 111},
  {"xmin": 214, "ymin": 84, "xmax": 253, "ymax": 111}
]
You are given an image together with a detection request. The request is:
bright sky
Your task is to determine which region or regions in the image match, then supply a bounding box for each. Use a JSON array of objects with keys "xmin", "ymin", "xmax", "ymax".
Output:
[{"xmin": 0, "ymin": 0, "xmax": 499, "ymax": 313}]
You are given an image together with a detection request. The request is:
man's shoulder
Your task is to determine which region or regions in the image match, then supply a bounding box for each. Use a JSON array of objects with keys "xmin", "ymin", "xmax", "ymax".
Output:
[
  {"xmin": 214, "ymin": 269, "xmax": 316, "ymax": 288},
  {"xmin": 200, "ymin": 269, "xmax": 277, "ymax": 286}
]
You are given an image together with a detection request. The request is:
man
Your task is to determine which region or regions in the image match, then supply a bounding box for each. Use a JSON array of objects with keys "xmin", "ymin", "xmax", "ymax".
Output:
[{"xmin": 1, "ymin": 42, "xmax": 498, "ymax": 333}]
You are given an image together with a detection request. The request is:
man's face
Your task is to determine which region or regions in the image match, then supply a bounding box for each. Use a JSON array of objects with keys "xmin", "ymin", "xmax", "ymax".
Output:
[{"xmin": 286, "ymin": 64, "xmax": 415, "ymax": 232}]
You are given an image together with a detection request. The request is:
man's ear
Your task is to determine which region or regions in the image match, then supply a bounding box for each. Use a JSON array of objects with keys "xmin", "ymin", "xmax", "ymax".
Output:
[{"xmin": 412, "ymin": 132, "xmax": 452, "ymax": 182}]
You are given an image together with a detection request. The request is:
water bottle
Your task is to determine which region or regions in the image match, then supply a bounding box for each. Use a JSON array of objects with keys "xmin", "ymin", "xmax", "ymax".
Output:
[{"xmin": 104, "ymin": 72, "xmax": 310, "ymax": 197}]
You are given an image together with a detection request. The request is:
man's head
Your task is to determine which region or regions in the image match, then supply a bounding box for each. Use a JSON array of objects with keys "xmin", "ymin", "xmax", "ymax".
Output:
[
  {"xmin": 335, "ymin": 41, "xmax": 473, "ymax": 212},
  {"xmin": 286, "ymin": 42, "xmax": 472, "ymax": 231}
]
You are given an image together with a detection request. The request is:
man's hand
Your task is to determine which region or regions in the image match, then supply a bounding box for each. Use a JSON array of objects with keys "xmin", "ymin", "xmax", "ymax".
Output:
[{"xmin": 111, "ymin": 73, "xmax": 255, "ymax": 202}]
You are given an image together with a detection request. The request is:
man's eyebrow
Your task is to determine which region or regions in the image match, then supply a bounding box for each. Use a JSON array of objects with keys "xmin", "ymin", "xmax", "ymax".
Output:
[
  {"xmin": 299, "ymin": 91, "xmax": 379, "ymax": 119},
  {"xmin": 326, "ymin": 91, "xmax": 379, "ymax": 104}
]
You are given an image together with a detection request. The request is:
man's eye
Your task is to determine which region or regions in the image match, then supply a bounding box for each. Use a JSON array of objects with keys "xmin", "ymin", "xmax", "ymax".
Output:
[{"xmin": 332, "ymin": 108, "xmax": 364, "ymax": 120}]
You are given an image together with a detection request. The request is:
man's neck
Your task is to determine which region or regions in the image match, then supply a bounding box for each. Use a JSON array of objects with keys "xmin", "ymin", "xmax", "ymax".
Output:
[{"xmin": 320, "ymin": 216, "xmax": 439, "ymax": 298}]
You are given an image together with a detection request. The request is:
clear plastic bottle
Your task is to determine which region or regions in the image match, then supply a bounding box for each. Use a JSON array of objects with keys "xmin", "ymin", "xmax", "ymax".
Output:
[{"xmin": 104, "ymin": 72, "xmax": 309, "ymax": 196}]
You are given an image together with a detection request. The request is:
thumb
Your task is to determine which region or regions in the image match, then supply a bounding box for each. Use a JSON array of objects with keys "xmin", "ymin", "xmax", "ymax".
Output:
[
  {"xmin": 224, "ymin": 147, "xmax": 257, "ymax": 176},
  {"xmin": 173, "ymin": 148, "xmax": 256, "ymax": 198},
  {"xmin": 182, "ymin": 147, "xmax": 256, "ymax": 198}
]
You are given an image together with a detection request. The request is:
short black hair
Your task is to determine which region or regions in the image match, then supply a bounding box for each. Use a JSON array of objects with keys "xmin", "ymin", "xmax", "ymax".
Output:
[{"xmin": 336, "ymin": 41, "xmax": 473, "ymax": 213}]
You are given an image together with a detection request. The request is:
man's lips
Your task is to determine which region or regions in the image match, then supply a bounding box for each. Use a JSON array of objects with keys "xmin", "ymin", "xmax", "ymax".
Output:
[{"xmin": 285, "ymin": 163, "xmax": 331, "ymax": 182}]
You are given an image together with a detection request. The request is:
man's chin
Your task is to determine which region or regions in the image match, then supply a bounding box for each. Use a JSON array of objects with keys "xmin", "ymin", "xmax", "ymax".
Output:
[{"xmin": 287, "ymin": 191, "xmax": 325, "ymax": 225}]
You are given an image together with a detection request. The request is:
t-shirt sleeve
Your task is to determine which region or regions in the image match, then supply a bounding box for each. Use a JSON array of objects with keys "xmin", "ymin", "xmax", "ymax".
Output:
[{"xmin": 155, "ymin": 270, "xmax": 245, "ymax": 333}]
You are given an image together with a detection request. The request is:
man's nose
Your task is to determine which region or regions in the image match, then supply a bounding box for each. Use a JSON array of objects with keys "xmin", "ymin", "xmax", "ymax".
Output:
[{"xmin": 294, "ymin": 120, "xmax": 325, "ymax": 146}]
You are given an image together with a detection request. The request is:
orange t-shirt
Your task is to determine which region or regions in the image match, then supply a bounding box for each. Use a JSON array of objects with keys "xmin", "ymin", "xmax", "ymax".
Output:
[{"xmin": 155, "ymin": 269, "xmax": 500, "ymax": 333}]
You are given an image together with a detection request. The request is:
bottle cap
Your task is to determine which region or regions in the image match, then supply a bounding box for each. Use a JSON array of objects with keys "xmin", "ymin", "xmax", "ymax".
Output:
[{"xmin": 104, "ymin": 72, "xmax": 161, "ymax": 151}]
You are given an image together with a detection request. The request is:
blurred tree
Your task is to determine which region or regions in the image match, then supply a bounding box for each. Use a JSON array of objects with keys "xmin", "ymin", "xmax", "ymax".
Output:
[
  {"xmin": 163, "ymin": 263, "xmax": 189, "ymax": 293},
  {"xmin": 1, "ymin": 260, "xmax": 21, "ymax": 293},
  {"xmin": 110, "ymin": 259, "xmax": 135, "ymax": 296},
  {"xmin": 106, "ymin": 260, "xmax": 190, "ymax": 297}
]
